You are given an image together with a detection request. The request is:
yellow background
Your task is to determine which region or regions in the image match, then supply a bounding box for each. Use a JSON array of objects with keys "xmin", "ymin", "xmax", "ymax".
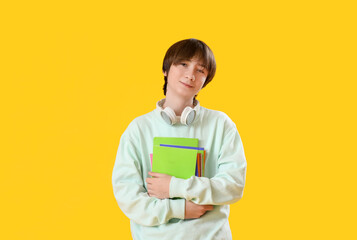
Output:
[{"xmin": 1, "ymin": 0, "xmax": 356, "ymax": 239}]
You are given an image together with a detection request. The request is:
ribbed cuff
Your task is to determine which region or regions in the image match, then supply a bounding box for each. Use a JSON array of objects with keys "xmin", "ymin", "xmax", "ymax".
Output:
[
  {"xmin": 169, "ymin": 176, "xmax": 186, "ymax": 199},
  {"xmin": 169, "ymin": 198, "xmax": 185, "ymax": 219}
]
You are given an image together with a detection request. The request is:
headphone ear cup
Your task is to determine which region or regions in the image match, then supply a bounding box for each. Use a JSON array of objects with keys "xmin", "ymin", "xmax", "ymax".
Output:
[
  {"xmin": 181, "ymin": 107, "xmax": 196, "ymax": 125},
  {"xmin": 161, "ymin": 107, "xmax": 177, "ymax": 125}
]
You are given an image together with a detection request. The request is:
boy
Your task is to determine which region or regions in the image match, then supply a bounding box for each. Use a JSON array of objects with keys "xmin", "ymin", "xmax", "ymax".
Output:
[{"xmin": 112, "ymin": 38, "xmax": 247, "ymax": 239}]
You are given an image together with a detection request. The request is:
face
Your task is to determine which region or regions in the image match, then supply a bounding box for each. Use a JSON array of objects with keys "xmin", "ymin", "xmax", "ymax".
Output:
[{"xmin": 163, "ymin": 57, "xmax": 208, "ymax": 100}]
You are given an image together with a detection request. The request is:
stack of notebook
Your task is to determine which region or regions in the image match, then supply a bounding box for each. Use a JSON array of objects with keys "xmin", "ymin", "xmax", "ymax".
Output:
[{"xmin": 150, "ymin": 137, "xmax": 206, "ymax": 179}]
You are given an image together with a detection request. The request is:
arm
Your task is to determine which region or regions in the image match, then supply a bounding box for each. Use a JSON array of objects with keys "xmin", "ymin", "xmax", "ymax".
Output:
[
  {"xmin": 169, "ymin": 128, "xmax": 247, "ymax": 205},
  {"xmin": 112, "ymin": 132, "xmax": 185, "ymax": 227}
]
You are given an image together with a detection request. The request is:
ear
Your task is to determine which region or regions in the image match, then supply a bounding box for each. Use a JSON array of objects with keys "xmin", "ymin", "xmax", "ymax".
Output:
[{"xmin": 163, "ymin": 71, "xmax": 167, "ymax": 77}]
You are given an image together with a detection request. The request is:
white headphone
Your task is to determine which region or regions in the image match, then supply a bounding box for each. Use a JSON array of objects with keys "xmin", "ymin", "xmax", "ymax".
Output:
[{"xmin": 156, "ymin": 99, "xmax": 199, "ymax": 126}]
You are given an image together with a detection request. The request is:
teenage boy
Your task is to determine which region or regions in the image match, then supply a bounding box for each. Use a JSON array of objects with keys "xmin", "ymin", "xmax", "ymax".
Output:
[{"xmin": 112, "ymin": 38, "xmax": 247, "ymax": 240}]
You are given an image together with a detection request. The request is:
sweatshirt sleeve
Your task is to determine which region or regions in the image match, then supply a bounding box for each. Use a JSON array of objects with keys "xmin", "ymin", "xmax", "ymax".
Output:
[
  {"xmin": 112, "ymin": 130, "xmax": 185, "ymax": 226},
  {"xmin": 169, "ymin": 127, "xmax": 247, "ymax": 205}
]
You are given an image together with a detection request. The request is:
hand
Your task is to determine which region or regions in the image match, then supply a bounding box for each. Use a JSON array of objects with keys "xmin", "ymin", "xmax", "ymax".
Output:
[
  {"xmin": 185, "ymin": 200, "xmax": 213, "ymax": 219},
  {"xmin": 146, "ymin": 172, "xmax": 172, "ymax": 199}
]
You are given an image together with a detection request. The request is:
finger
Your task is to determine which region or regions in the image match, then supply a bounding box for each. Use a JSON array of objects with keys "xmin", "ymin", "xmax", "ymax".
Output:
[
  {"xmin": 205, "ymin": 205, "xmax": 214, "ymax": 211},
  {"xmin": 201, "ymin": 205, "xmax": 212, "ymax": 210},
  {"xmin": 148, "ymin": 172, "xmax": 164, "ymax": 178},
  {"xmin": 148, "ymin": 192, "xmax": 157, "ymax": 198},
  {"xmin": 147, "ymin": 189, "xmax": 156, "ymax": 196},
  {"xmin": 150, "ymin": 172, "xmax": 171, "ymax": 178},
  {"xmin": 148, "ymin": 172, "xmax": 158, "ymax": 177}
]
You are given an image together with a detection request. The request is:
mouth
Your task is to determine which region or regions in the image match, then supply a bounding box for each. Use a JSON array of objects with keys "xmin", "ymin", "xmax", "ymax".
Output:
[{"xmin": 180, "ymin": 81, "xmax": 194, "ymax": 88}]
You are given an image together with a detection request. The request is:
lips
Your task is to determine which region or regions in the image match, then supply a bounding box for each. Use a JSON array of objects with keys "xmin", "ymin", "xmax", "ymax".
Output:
[{"xmin": 180, "ymin": 81, "xmax": 194, "ymax": 88}]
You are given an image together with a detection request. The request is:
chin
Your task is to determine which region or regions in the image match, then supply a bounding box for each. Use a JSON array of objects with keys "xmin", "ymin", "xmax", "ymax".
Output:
[
  {"xmin": 168, "ymin": 87, "xmax": 197, "ymax": 99},
  {"xmin": 177, "ymin": 90, "xmax": 196, "ymax": 98}
]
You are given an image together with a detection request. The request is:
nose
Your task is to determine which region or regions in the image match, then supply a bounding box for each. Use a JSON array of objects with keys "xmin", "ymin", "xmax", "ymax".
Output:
[{"xmin": 186, "ymin": 69, "xmax": 195, "ymax": 81}]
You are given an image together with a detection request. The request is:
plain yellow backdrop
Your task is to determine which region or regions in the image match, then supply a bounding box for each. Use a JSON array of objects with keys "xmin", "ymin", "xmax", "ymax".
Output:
[{"xmin": 1, "ymin": 0, "xmax": 356, "ymax": 239}]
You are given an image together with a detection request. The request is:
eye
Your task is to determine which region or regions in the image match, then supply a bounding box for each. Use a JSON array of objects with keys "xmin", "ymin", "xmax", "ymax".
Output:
[
  {"xmin": 197, "ymin": 69, "xmax": 205, "ymax": 73},
  {"xmin": 180, "ymin": 62, "xmax": 187, "ymax": 66}
]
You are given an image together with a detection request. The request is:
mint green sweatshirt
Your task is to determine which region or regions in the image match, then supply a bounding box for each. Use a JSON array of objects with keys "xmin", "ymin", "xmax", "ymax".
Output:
[{"xmin": 112, "ymin": 101, "xmax": 247, "ymax": 240}]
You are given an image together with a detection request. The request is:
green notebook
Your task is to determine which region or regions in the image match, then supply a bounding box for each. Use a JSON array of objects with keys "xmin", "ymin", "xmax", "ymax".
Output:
[{"xmin": 152, "ymin": 137, "xmax": 199, "ymax": 179}]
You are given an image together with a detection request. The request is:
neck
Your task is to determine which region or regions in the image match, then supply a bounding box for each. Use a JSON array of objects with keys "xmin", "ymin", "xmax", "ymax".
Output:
[{"xmin": 163, "ymin": 94, "xmax": 194, "ymax": 116}]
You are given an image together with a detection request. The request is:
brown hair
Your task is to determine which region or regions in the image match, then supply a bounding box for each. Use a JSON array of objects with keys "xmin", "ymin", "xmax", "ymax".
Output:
[{"xmin": 162, "ymin": 38, "xmax": 216, "ymax": 96}]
